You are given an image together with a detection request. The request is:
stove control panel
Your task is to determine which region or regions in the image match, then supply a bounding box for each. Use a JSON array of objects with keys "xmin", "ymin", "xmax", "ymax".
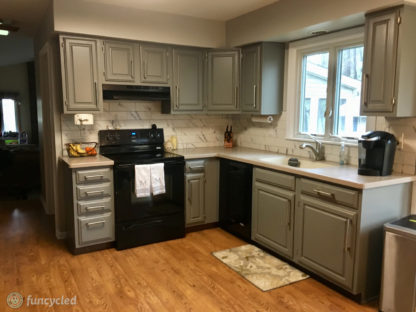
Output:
[{"xmin": 99, "ymin": 126, "xmax": 164, "ymax": 146}]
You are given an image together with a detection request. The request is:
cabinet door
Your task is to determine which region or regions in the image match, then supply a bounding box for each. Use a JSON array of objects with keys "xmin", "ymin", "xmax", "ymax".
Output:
[
  {"xmin": 361, "ymin": 8, "xmax": 399, "ymax": 114},
  {"xmin": 60, "ymin": 37, "xmax": 101, "ymax": 112},
  {"xmin": 295, "ymin": 195, "xmax": 357, "ymax": 289},
  {"xmin": 104, "ymin": 41, "xmax": 135, "ymax": 82},
  {"xmin": 207, "ymin": 51, "xmax": 240, "ymax": 112},
  {"xmin": 186, "ymin": 173, "xmax": 205, "ymax": 225},
  {"xmin": 173, "ymin": 49, "xmax": 204, "ymax": 111},
  {"xmin": 252, "ymin": 180, "xmax": 294, "ymax": 258},
  {"xmin": 140, "ymin": 44, "xmax": 170, "ymax": 84},
  {"xmin": 241, "ymin": 45, "xmax": 261, "ymax": 112}
]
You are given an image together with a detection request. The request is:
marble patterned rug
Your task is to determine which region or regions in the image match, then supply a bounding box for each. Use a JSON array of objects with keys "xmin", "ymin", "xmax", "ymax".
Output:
[{"xmin": 213, "ymin": 244, "xmax": 309, "ymax": 291}]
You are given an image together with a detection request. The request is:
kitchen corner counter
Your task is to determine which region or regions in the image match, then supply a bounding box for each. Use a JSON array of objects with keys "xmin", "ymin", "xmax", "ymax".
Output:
[
  {"xmin": 60, "ymin": 155, "xmax": 114, "ymax": 169},
  {"xmin": 174, "ymin": 147, "xmax": 415, "ymax": 190}
]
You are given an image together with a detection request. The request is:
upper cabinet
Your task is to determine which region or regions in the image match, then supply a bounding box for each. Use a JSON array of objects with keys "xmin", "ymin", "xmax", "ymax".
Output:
[
  {"xmin": 60, "ymin": 36, "xmax": 102, "ymax": 112},
  {"xmin": 139, "ymin": 44, "xmax": 171, "ymax": 85},
  {"xmin": 240, "ymin": 43, "xmax": 285, "ymax": 115},
  {"xmin": 172, "ymin": 48, "xmax": 204, "ymax": 112},
  {"xmin": 207, "ymin": 50, "xmax": 240, "ymax": 112},
  {"xmin": 103, "ymin": 41, "xmax": 135, "ymax": 82},
  {"xmin": 361, "ymin": 5, "xmax": 416, "ymax": 117}
]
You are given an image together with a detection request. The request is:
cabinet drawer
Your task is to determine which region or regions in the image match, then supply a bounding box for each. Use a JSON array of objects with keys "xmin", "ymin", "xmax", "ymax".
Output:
[
  {"xmin": 77, "ymin": 197, "xmax": 113, "ymax": 215},
  {"xmin": 299, "ymin": 178, "xmax": 359, "ymax": 209},
  {"xmin": 254, "ymin": 167, "xmax": 295, "ymax": 190},
  {"xmin": 78, "ymin": 213, "xmax": 114, "ymax": 246},
  {"xmin": 76, "ymin": 183, "xmax": 112, "ymax": 200},
  {"xmin": 76, "ymin": 168, "xmax": 112, "ymax": 184}
]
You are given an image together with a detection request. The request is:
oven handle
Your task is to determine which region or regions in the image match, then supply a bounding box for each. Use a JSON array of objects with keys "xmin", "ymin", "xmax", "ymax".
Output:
[{"xmin": 116, "ymin": 161, "xmax": 184, "ymax": 169}]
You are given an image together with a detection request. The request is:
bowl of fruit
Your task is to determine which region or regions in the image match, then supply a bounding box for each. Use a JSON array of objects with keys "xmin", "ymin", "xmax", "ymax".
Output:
[{"xmin": 66, "ymin": 142, "xmax": 98, "ymax": 157}]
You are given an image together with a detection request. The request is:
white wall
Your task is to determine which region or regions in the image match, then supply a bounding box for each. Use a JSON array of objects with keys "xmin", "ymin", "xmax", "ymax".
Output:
[
  {"xmin": 226, "ymin": 0, "xmax": 404, "ymax": 46},
  {"xmin": 0, "ymin": 63, "xmax": 33, "ymax": 139},
  {"xmin": 53, "ymin": 0, "xmax": 226, "ymax": 48}
]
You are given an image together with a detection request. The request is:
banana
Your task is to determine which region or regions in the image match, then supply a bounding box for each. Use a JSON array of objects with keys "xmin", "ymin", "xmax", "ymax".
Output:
[{"xmin": 75, "ymin": 144, "xmax": 86, "ymax": 154}]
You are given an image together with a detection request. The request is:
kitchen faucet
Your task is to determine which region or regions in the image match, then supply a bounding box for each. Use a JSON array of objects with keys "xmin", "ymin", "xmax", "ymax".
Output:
[{"xmin": 299, "ymin": 134, "xmax": 325, "ymax": 161}]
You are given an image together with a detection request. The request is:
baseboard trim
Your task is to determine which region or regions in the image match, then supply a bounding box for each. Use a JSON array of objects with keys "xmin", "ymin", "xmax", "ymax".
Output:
[{"xmin": 186, "ymin": 222, "xmax": 219, "ymax": 233}]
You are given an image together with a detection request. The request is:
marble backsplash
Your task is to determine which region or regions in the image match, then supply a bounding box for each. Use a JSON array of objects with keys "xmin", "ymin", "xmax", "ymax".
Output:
[
  {"xmin": 61, "ymin": 101, "xmax": 232, "ymax": 154},
  {"xmin": 232, "ymin": 113, "xmax": 416, "ymax": 175}
]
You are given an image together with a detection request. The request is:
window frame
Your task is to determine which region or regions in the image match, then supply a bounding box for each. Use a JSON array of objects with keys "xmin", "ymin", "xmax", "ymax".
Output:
[{"xmin": 286, "ymin": 27, "xmax": 374, "ymax": 145}]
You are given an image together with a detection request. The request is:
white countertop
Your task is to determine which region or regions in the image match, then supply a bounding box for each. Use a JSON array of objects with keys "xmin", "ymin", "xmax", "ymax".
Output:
[
  {"xmin": 60, "ymin": 155, "xmax": 114, "ymax": 169},
  {"xmin": 174, "ymin": 147, "xmax": 415, "ymax": 190}
]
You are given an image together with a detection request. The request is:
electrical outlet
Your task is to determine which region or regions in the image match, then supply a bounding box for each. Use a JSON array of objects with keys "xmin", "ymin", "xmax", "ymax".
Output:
[{"xmin": 74, "ymin": 114, "xmax": 94, "ymax": 125}]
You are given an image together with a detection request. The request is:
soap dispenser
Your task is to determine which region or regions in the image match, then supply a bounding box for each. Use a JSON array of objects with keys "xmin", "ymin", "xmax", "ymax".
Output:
[{"xmin": 339, "ymin": 141, "xmax": 346, "ymax": 165}]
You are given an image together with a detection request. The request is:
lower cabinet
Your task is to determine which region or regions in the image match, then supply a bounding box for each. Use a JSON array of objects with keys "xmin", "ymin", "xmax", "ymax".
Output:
[
  {"xmin": 252, "ymin": 168, "xmax": 295, "ymax": 258},
  {"xmin": 64, "ymin": 165, "xmax": 115, "ymax": 254},
  {"xmin": 295, "ymin": 194, "xmax": 357, "ymax": 289},
  {"xmin": 186, "ymin": 172, "xmax": 205, "ymax": 224},
  {"xmin": 185, "ymin": 159, "xmax": 219, "ymax": 227}
]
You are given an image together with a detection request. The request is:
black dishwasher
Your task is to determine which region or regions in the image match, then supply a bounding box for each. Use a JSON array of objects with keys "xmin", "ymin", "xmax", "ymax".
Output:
[{"xmin": 219, "ymin": 159, "xmax": 253, "ymax": 242}]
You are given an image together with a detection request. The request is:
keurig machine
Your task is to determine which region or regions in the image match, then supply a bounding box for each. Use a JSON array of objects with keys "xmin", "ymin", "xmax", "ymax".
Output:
[{"xmin": 358, "ymin": 131, "xmax": 397, "ymax": 176}]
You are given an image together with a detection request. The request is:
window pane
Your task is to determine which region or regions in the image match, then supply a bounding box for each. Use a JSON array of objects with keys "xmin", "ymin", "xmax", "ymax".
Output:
[
  {"xmin": 299, "ymin": 52, "xmax": 329, "ymax": 135},
  {"xmin": 334, "ymin": 46, "xmax": 365, "ymax": 138},
  {"xmin": 2, "ymin": 99, "xmax": 18, "ymax": 133}
]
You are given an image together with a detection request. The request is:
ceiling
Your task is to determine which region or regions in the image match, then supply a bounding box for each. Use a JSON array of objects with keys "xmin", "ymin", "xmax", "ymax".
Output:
[
  {"xmin": 1, "ymin": 0, "xmax": 51, "ymax": 36},
  {"xmin": 84, "ymin": 0, "xmax": 279, "ymax": 21}
]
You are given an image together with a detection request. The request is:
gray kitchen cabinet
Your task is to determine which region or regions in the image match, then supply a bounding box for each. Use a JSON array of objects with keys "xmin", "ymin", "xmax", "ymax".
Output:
[
  {"xmin": 186, "ymin": 172, "xmax": 205, "ymax": 224},
  {"xmin": 241, "ymin": 43, "xmax": 284, "ymax": 115},
  {"xmin": 139, "ymin": 44, "xmax": 171, "ymax": 84},
  {"xmin": 63, "ymin": 165, "xmax": 115, "ymax": 254},
  {"xmin": 207, "ymin": 50, "xmax": 240, "ymax": 112},
  {"xmin": 295, "ymin": 194, "xmax": 357, "ymax": 289},
  {"xmin": 60, "ymin": 36, "xmax": 101, "ymax": 112},
  {"xmin": 172, "ymin": 48, "xmax": 204, "ymax": 112},
  {"xmin": 362, "ymin": 5, "xmax": 416, "ymax": 116},
  {"xmin": 103, "ymin": 41, "xmax": 135, "ymax": 82},
  {"xmin": 185, "ymin": 159, "xmax": 219, "ymax": 227},
  {"xmin": 252, "ymin": 168, "xmax": 295, "ymax": 258}
]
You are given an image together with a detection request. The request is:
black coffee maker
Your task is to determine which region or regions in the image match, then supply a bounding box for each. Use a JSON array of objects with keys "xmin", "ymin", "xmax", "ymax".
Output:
[{"xmin": 358, "ymin": 131, "xmax": 397, "ymax": 176}]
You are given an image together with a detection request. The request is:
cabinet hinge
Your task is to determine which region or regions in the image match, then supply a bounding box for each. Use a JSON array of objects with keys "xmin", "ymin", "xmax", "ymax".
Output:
[
  {"xmin": 64, "ymin": 99, "xmax": 67, "ymax": 106},
  {"xmin": 392, "ymin": 97, "xmax": 396, "ymax": 106},
  {"xmin": 102, "ymin": 45, "xmax": 104, "ymax": 53},
  {"xmin": 397, "ymin": 16, "xmax": 402, "ymax": 25},
  {"xmin": 61, "ymin": 42, "xmax": 64, "ymax": 48}
]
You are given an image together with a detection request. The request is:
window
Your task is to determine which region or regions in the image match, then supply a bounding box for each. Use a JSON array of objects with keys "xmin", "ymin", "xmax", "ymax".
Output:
[
  {"xmin": 287, "ymin": 28, "xmax": 369, "ymax": 142},
  {"xmin": 1, "ymin": 99, "xmax": 18, "ymax": 133}
]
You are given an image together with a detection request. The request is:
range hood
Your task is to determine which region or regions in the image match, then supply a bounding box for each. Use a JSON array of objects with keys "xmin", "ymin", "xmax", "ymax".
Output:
[{"xmin": 102, "ymin": 84, "xmax": 170, "ymax": 101}]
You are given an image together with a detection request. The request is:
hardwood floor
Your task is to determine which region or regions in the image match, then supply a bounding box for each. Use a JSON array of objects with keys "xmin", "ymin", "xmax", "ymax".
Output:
[{"xmin": 0, "ymin": 200, "xmax": 378, "ymax": 311}]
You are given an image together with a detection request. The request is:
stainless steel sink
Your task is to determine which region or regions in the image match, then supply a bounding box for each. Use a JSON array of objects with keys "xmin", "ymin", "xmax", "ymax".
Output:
[{"xmin": 259, "ymin": 156, "xmax": 336, "ymax": 169}]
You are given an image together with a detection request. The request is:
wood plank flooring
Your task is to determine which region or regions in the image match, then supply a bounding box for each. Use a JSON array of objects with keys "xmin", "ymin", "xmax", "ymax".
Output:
[{"xmin": 0, "ymin": 200, "xmax": 378, "ymax": 311}]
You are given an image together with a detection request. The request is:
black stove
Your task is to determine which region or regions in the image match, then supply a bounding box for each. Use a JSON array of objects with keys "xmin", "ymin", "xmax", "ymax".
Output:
[{"xmin": 99, "ymin": 125, "xmax": 185, "ymax": 250}]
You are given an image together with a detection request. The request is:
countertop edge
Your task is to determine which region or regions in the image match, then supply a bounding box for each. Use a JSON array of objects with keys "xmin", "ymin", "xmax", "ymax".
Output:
[
  {"xmin": 60, "ymin": 156, "xmax": 114, "ymax": 169},
  {"xmin": 175, "ymin": 149, "xmax": 415, "ymax": 190}
]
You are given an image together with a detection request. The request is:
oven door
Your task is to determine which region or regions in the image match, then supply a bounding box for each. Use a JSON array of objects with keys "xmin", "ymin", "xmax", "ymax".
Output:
[{"xmin": 114, "ymin": 159, "xmax": 185, "ymax": 223}]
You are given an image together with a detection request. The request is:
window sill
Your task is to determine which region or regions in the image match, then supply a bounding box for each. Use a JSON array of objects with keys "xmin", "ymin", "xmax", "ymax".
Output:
[{"xmin": 286, "ymin": 136, "xmax": 359, "ymax": 147}]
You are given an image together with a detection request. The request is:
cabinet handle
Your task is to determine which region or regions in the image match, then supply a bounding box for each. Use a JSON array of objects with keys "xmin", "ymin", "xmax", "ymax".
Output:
[
  {"xmin": 94, "ymin": 82, "xmax": 98, "ymax": 104},
  {"xmin": 176, "ymin": 86, "xmax": 180, "ymax": 109},
  {"xmin": 85, "ymin": 190, "xmax": 104, "ymax": 197},
  {"xmin": 188, "ymin": 166, "xmax": 205, "ymax": 171},
  {"xmin": 344, "ymin": 219, "xmax": 352, "ymax": 253},
  {"xmin": 187, "ymin": 180, "xmax": 192, "ymax": 203},
  {"xmin": 130, "ymin": 59, "xmax": 134, "ymax": 76},
  {"xmin": 86, "ymin": 220, "xmax": 105, "ymax": 227},
  {"xmin": 287, "ymin": 207, "xmax": 291, "ymax": 230},
  {"xmin": 363, "ymin": 74, "xmax": 369, "ymax": 107},
  {"xmin": 235, "ymin": 86, "xmax": 239, "ymax": 108},
  {"xmin": 253, "ymin": 85, "xmax": 257, "ymax": 108},
  {"xmin": 84, "ymin": 175, "xmax": 104, "ymax": 180},
  {"xmin": 143, "ymin": 60, "xmax": 147, "ymax": 79},
  {"xmin": 313, "ymin": 189, "xmax": 334, "ymax": 199},
  {"xmin": 86, "ymin": 206, "xmax": 105, "ymax": 212}
]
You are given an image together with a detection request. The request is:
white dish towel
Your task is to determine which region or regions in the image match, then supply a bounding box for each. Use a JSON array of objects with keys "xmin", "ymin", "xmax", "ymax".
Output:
[
  {"xmin": 150, "ymin": 163, "xmax": 166, "ymax": 195},
  {"xmin": 134, "ymin": 165, "xmax": 151, "ymax": 198}
]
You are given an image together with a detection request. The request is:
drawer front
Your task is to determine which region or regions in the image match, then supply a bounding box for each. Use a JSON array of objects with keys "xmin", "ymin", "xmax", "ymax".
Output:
[
  {"xmin": 185, "ymin": 160, "xmax": 206, "ymax": 173},
  {"xmin": 254, "ymin": 167, "xmax": 295, "ymax": 190},
  {"xmin": 76, "ymin": 183, "xmax": 112, "ymax": 200},
  {"xmin": 77, "ymin": 197, "xmax": 113, "ymax": 215},
  {"xmin": 299, "ymin": 178, "xmax": 359, "ymax": 209},
  {"xmin": 76, "ymin": 168, "xmax": 112, "ymax": 184},
  {"xmin": 78, "ymin": 213, "xmax": 114, "ymax": 246}
]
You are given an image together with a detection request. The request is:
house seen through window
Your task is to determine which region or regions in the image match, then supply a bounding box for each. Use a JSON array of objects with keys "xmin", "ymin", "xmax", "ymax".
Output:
[{"xmin": 298, "ymin": 39, "xmax": 365, "ymax": 139}]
